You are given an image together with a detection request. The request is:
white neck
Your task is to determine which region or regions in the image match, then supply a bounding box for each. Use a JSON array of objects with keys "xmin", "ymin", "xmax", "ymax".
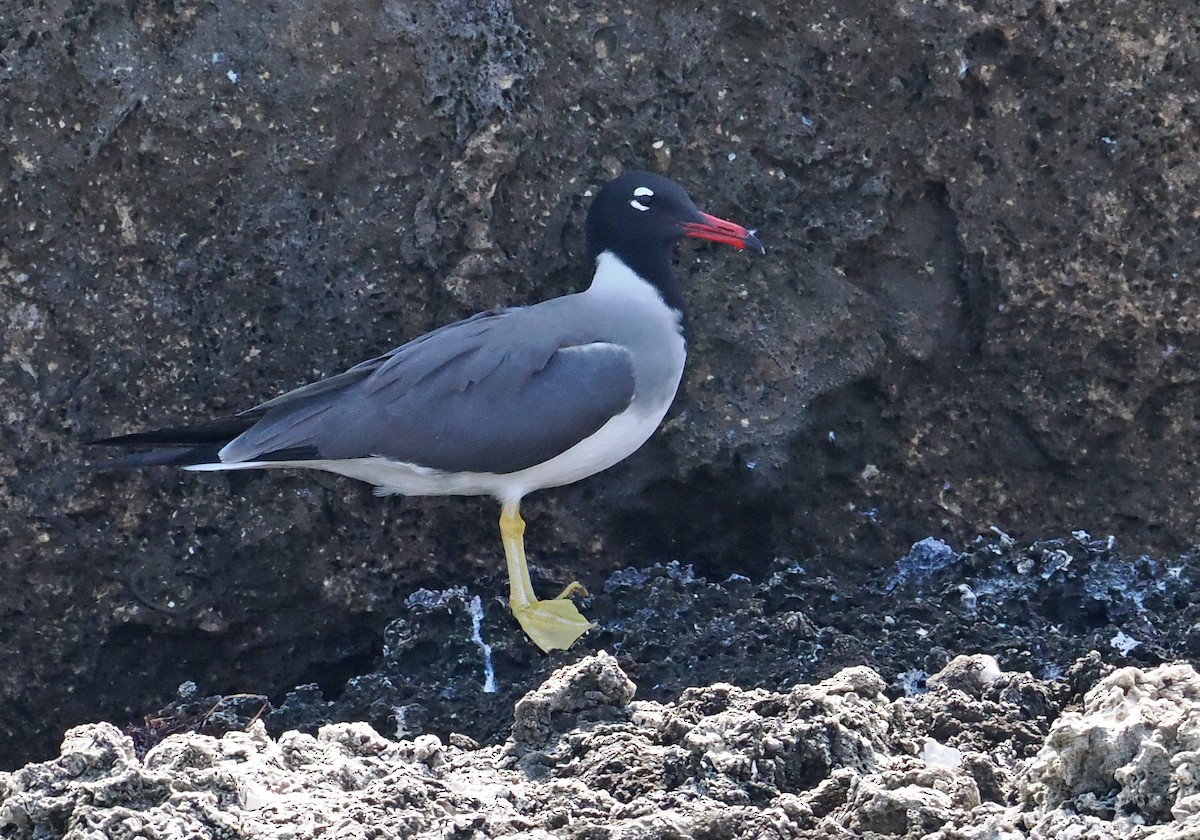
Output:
[{"xmin": 587, "ymin": 251, "xmax": 681, "ymax": 322}]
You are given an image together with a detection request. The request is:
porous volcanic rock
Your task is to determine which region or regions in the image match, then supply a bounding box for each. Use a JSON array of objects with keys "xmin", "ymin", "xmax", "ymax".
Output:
[
  {"xmin": 4, "ymin": 655, "xmax": 1200, "ymax": 839},
  {"xmin": 1, "ymin": 0, "xmax": 1198, "ymax": 775}
]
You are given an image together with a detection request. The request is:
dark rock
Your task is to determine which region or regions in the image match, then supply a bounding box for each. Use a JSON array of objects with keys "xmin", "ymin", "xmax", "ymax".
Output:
[{"xmin": 1, "ymin": 0, "xmax": 1199, "ymax": 783}]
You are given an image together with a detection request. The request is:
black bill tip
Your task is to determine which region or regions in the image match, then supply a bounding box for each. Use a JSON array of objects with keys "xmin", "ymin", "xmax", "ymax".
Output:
[{"xmin": 746, "ymin": 229, "xmax": 766, "ymax": 255}]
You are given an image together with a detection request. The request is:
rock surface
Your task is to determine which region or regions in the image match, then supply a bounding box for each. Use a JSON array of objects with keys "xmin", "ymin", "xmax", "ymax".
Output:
[
  {"xmin": 5, "ymin": 654, "xmax": 1200, "ymax": 839},
  {"xmin": 104, "ymin": 532, "xmax": 1197, "ymax": 766},
  {"xmin": 2, "ymin": 0, "xmax": 1199, "ymax": 790}
]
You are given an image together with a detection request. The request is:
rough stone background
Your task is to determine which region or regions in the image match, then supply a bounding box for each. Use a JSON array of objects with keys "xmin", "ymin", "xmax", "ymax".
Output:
[{"xmin": 1, "ymin": 0, "xmax": 1198, "ymax": 774}]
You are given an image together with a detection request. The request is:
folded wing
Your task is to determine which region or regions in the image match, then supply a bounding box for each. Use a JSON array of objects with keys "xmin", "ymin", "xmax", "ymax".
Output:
[{"xmin": 100, "ymin": 306, "xmax": 639, "ymax": 476}]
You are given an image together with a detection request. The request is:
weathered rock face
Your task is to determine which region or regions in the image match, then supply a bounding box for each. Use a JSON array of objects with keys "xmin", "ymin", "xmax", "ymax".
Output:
[
  {"xmin": 1018, "ymin": 663, "xmax": 1200, "ymax": 825},
  {"xmin": 4, "ymin": 656, "xmax": 1199, "ymax": 839},
  {"xmin": 1, "ymin": 0, "xmax": 1198, "ymax": 768}
]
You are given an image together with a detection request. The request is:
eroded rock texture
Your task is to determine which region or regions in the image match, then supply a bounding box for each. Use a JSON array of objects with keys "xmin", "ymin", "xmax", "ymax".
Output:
[
  {"xmin": 5, "ymin": 656, "xmax": 1199, "ymax": 839},
  {"xmin": 1, "ymin": 0, "xmax": 1198, "ymax": 772}
]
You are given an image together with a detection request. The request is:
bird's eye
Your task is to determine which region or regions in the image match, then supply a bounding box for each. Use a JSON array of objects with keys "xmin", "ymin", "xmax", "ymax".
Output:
[{"xmin": 630, "ymin": 186, "xmax": 655, "ymax": 212}]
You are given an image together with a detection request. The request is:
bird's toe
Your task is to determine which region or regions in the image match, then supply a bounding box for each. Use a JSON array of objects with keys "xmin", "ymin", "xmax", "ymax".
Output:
[{"xmin": 512, "ymin": 597, "xmax": 597, "ymax": 653}]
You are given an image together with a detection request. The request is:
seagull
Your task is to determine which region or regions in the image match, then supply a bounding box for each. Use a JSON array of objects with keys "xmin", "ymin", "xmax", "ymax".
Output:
[{"xmin": 91, "ymin": 171, "xmax": 764, "ymax": 653}]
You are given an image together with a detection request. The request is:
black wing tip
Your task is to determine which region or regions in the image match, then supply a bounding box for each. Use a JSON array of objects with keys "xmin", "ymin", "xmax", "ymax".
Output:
[
  {"xmin": 84, "ymin": 445, "xmax": 225, "ymax": 471},
  {"xmin": 84, "ymin": 415, "xmax": 259, "ymax": 449},
  {"xmin": 83, "ymin": 441, "xmax": 323, "ymax": 471},
  {"xmin": 85, "ymin": 433, "xmax": 168, "ymax": 447},
  {"xmin": 82, "ymin": 418, "xmax": 252, "ymax": 470}
]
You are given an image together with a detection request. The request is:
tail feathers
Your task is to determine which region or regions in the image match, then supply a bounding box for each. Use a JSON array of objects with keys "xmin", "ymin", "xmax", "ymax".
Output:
[
  {"xmin": 87, "ymin": 444, "xmax": 227, "ymax": 471},
  {"xmin": 86, "ymin": 415, "xmax": 257, "ymax": 471},
  {"xmin": 86, "ymin": 414, "xmax": 321, "ymax": 470},
  {"xmin": 87, "ymin": 415, "xmax": 259, "ymax": 448}
]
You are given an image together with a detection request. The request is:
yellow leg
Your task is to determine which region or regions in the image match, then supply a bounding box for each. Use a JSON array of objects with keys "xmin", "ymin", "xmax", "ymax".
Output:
[{"xmin": 500, "ymin": 500, "xmax": 596, "ymax": 652}]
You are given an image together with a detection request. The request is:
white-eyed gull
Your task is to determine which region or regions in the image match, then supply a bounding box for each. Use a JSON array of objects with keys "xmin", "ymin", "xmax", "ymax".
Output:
[{"xmin": 92, "ymin": 171, "xmax": 764, "ymax": 652}]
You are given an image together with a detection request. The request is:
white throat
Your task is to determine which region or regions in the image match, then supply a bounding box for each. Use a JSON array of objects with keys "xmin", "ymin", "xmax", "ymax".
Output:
[{"xmin": 587, "ymin": 251, "xmax": 682, "ymax": 324}]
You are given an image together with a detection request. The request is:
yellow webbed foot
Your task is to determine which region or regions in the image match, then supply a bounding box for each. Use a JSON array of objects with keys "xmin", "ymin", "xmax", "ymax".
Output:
[{"xmin": 511, "ymin": 590, "xmax": 597, "ymax": 653}]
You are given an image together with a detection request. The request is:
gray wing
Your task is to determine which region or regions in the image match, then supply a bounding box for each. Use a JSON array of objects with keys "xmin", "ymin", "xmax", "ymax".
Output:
[
  {"xmin": 245, "ymin": 309, "xmax": 500, "ymax": 412},
  {"xmin": 220, "ymin": 306, "xmax": 637, "ymax": 474}
]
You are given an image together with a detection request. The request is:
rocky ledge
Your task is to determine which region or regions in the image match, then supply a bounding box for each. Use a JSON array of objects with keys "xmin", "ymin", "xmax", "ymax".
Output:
[{"xmin": 4, "ymin": 652, "xmax": 1198, "ymax": 839}]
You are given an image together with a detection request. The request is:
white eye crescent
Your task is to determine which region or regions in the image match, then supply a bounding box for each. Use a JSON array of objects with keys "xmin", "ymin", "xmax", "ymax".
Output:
[{"xmin": 630, "ymin": 186, "xmax": 654, "ymax": 211}]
